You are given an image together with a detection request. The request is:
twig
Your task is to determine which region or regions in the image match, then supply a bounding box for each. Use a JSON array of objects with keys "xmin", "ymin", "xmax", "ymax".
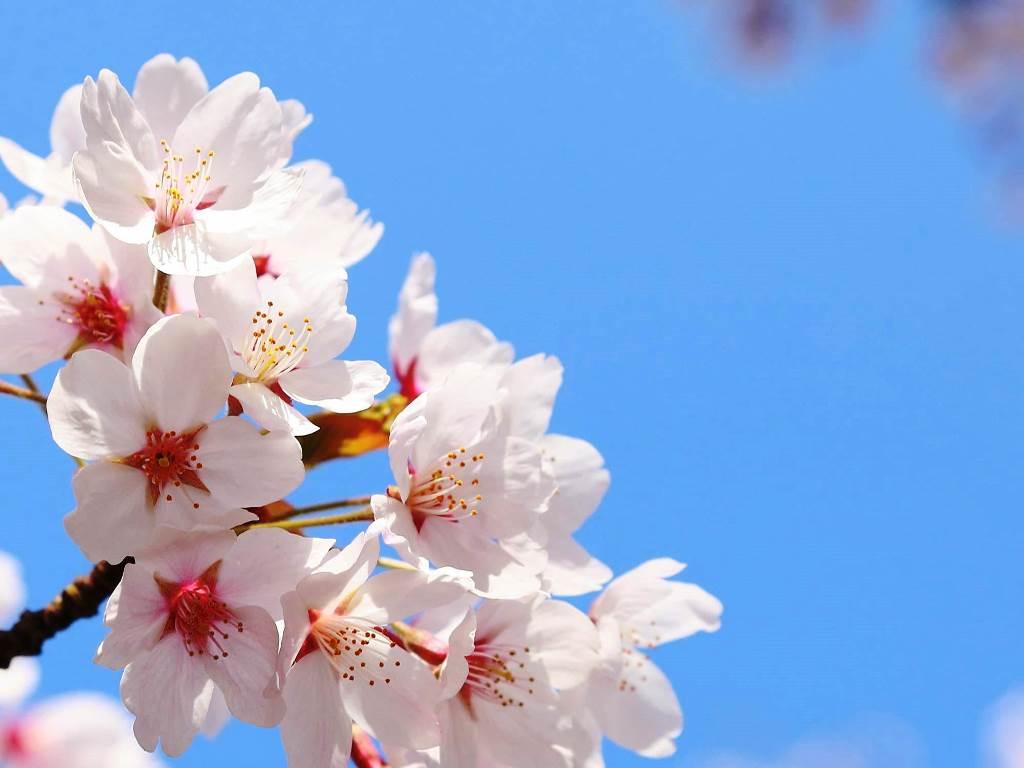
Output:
[
  {"xmin": 152, "ymin": 269, "xmax": 171, "ymax": 313},
  {"xmin": 0, "ymin": 558, "xmax": 131, "ymax": 669},
  {"xmin": 0, "ymin": 380, "xmax": 48, "ymax": 406},
  {"xmin": 239, "ymin": 507, "xmax": 375, "ymax": 533}
]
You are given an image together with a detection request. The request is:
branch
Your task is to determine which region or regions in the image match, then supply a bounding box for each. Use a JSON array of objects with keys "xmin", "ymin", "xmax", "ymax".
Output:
[
  {"xmin": 0, "ymin": 558, "xmax": 130, "ymax": 669},
  {"xmin": 0, "ymin": 379, "xmax": 48, "ymax": 407},
  {"xmin": 152, "ymin": 269, "xmax": 171, "ymax": 313},
  {"xmin": 240, "ymin": 507, "xmax": 375, "ymax": 533}
]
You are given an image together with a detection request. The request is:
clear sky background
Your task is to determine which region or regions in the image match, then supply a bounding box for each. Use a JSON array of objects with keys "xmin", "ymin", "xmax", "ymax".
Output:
[{"xmin": 0, "ymin": 2, "xmax": 1020, "ymax": 767}]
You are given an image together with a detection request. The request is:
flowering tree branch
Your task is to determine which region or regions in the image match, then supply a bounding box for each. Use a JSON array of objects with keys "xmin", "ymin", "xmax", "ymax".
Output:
[
  {"xmin": 241, "ymin": 507, "xmax": 375, "ymax": 532},
  {"xmin": 152, "ymin": 269, "xmax": 171, "ymax": 313},
  {"xmin": 0, "ymin": 558, "xmax": 131, "ymax": 669},
  {"xmin": 0, "ymin": 379, "xmax": 49, "ymax": 407}
]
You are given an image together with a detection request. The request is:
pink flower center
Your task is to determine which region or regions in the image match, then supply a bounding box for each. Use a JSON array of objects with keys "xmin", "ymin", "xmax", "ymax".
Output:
[
  {"xmin": 122, "ymin": 428, "xmax": 208, "ymax": 507},
  {"xmin": 54, "ymin": 278, "xmax": 129, "ymax": 350},
  {"xmin": 0, "ymin": 722, "xmax": 28, "ymax": 760},
  {"xmin": 158, "ymin": 563, "xmax": 242, "ymax": 660},
  {"xmin": 404, "ymin": 447, "xmax": 485, "ymax": 530},
  {"xmin": 460, "ymin": 638, "xmax": 537, "ymax": 709},
  {"xmin": 149, "ymin": 142, "xmax": 221, "ymax": 232},
  {"xmin": 305, "ymin": 614, "xmax": 401, "ymax": 688}
]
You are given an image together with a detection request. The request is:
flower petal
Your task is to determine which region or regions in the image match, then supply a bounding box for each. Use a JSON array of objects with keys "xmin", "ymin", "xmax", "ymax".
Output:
[
  {"xmin": 0, "ymin": 205, "xmax": 100, "ymax": 288},
  {"xmin": 96, "ymin": 563, "xmax": 168, "ymax": 670},
  {"xmin": 49, "ymin": 84, "xmax": 86, "ymax": 164},
  {"xmin": 121, "ymin": 635, "xmax": 214, "ymax": 757},
  {"xmin": 147, "ymin": 222, "xmax": 251, "ymax": 277},
  {"xmin": 133, "ymin": 54, "xmax": 208, "ymax": 142},
  {"xmin": 280, "ymin": 652, "xmax": 351, "ymax": 768},
  {"xmin": 279, "ymin": 359, "xmax": 389, "ymax": 414},
  {"xmin": 195, "ymin": 416, "xmax": 303, "ymax": 507},
  {"xmin": 415, "ymin": 320, "xmax": 514, "ymax": 393},
  {"xmin": 193, "ymin": 257, "xmax": 261, "ymax": 345},
  {"xmin": 228, "ymin": 381, "xmax": 317, "ymax": 436},
  {"xmin": 0, "ymin": 285, "xmax": 77, "ymax": 373},
  {"xmin": 201, "ymin": 605, "xmax": 284, "ymax": 727},
  {"xmin": 65, "ymin": 462, "xmax": 151, "ymax": 563},
  {"xmin": 48, "ymin": 349, "xmax": 146, "ymax": 459},
  {"xmin": 388, "ymin": 253, "xmax": 437, "ymax": 372},
  {"xmin": 0, "ymin": 138, "xmax": 76, "ymax": 202},
  {"xmin": 132, "ymin": 314, "xmax": 231, "ymax": 433}
]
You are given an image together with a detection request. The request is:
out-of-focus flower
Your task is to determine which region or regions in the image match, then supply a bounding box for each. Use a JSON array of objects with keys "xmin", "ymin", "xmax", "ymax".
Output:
[
  {"xmin": 276, "ymin": 529, "xmax": 471, "ymax": 768},
  {"xmin": 0, "ymin": 206, "xmax": 160, "ymax": 373},
  {"xmin": 48, "ymin": 314, "xmax": 304, "ymax": 562},
  {"xmin": 97, "ymin": 528, "xmax": 331, "ymax": 756},
  {"xmin": 195, "ymin": 259, "xmax": 388, "ymax": 436},
  {"xmin": 74, "ymin": 65, "xmax": 304, "ymax": 276},
  {"xmin": 388, "ymin": 254, "xmax": 512, "ymax": 400},
  {"xmin": 570, "ymin": 559, "xmax": 722, "ymax": 759}
]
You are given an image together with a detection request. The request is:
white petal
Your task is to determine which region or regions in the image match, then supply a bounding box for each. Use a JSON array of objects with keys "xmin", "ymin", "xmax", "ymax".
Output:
[
  {"xmin": 96, "ymin": 563, "xmax": 168, "ymax": 670},
  {"xmin": 228, "ymin": 381, "xmax": 317, "ymax": 436},
  {"xmin": 121, "ymin": 635, "xmax": 214, "ymax": 757},
  {"xmin": 539, "ymin": 535, "xmax": 612, "ymax": 597},
  {"xmin": 48, "ymin": 349, "xmax": 146, "ymax": 459},
  {"xmin": 0, "ymin": 205, "xmax": 100, "ymax": 288},
  {"xmin": 499, "ymin": 354, "xmax": 562, "ymax": 441},
  {"xmin": 0, "ymin": 137, "xmax": 76, "ymax": 202},
  {"xmin": 147, "ymin": 221, "xmax": 251, "ymax": 277},
  {"xmin": 133, "ymin": 54, "xmax": 208, "ymax": 142},
  {"xmin": 0, "ymin": 657, "xmax": 39, "ymax": 713},
  {"xmin": 65, "ymin": 462, "xmax": 151, "ymax": 563},
  {"xmin": 346, "ymin": 567, "xmax": 473, "ymax": 627},
  {"xmin": 193, "ymin": 257, "xmax": 261, "ymax": 345},
  {"xmin": 388, "ymin": 253, "xmax": 437, "ymax": 372},
  {"xmin": 195, "ymin": 416, "xmax": 303, "ymax": 507},
  {"xmin": 338, "ymin": 640, "xmax": 440, "ymax": 750},
  {"xmin": 217, "ymin": 528, "xmax": 333, "ymax": 619},
  {"xmin": 526, "ymin": 599, "xmax": 600, "ymax": 689},
  {"xmin": 281, "ymin": 652, "xmax": 351, "ymax": 768},
  {"xmin": 132, "ymin": 314, "xmax": 231, "ymax": 433},
  {"xmin": 589, "ymin": 630, "xmax": 682, "ymax": 758},
  {"xmin": 280, "ymin": 359, "xmax": 389, "ymax": 413},
  {"xmin": 0, "ymin": 286, "xmax": 77, "ymax": 373},
  {"xmin": 298, "ymin": 532, "xmax": 380, "ymax": 614},
  {"xmin": 202, "ymin": 605, "xmax": 284, "ymax": 727},
  {"xmin": 0, "ymin": 552, "xmax": 25, "ymax": 625},
  {"xmin": 200, "ymin": 167, "xmax": 304, "ymax": 239},
  {"xmin": 49, "ymin": 84, "xmax": 86, "ymax": 164},
  {"xmin": 172, "ymin": 73, "xmax": 285, "ymax": 207},
  {"xmin": 416, "ymin": 320, "xmax": 514, "ymax": 393},
  {"xmin": 541, "ymin": 435, "xmax": 609, "ymax": 536}
]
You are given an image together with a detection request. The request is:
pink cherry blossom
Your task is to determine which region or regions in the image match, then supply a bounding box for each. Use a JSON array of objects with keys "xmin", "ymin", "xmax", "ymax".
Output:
[
  {"xmin": 373, "ymin": 363, "xmax": 554, "ymax": 598},
  {"xmin": 276, "ymin": 529, "xmax": 471, "ymax": 768},
  {"xmin": 389, "ymin": 253, "xmax": 512, "ymax": 399},
  {"xmin": 96, "ymin": 527, "xmax": 331, "ymax": 756},
  {"xmin": 47, "ymin": 313, "xmax": 304, "ymax": 562},
  {"xmin": 578, "ymin": 559, "xmax": 723, "ymax": 758},
  {"xmin": 0, "ymin": 206, "xmax": 160, "ymax": 373},
  {"xmin": 195, "ymin": 258, "xmax": 389, "ymax": 436},
  {"xmin": 73, "ymin": 65, "xmax": 304, "ymax": 276}
]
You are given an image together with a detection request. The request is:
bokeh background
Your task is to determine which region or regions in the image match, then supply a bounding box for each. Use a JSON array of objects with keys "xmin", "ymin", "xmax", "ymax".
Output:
[{"xmin": 1, "ymin": 2, "xmax": 1022, "ymax": 766}]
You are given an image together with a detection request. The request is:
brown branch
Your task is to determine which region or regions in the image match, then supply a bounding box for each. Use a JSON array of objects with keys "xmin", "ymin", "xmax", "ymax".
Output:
[
  {"xmin": 152, "ymin": 269, "xmax": 171, "ymax": 313},
  {"xmin": 0, "ymin": 558, "xmax": 130, "ymax": 669},
  {"xmin": 0, "ymin": 380, "xmax": 48, "ymax": 406}
]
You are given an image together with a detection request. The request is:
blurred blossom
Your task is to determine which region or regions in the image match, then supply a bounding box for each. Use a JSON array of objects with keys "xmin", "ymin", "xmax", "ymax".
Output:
[
  {"xmin": 984, "ymin": 687, "xmax": 1024, "ymax": 768},
  {"xmin": 699, "ymin": 715, "xmax": 926, "ymax": 768},
  {"xmin": 687, "ymin": 0, "xmax": 872, "ymax": 67}
]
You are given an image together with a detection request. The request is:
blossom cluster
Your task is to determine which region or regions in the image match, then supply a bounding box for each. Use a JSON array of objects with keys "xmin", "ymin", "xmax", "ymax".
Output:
[{"xmin": 0, "ymin": 55, "xmax": 722, "ymax": 766}]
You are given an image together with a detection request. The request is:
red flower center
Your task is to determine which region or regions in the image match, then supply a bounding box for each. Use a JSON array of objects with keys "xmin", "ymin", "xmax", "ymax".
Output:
[
  {"xmin": 157, "ymin": 562, "xmax": 243, "ymax": 660},
  {"xmin": 122, "ymin": 428, "xmax": 208, "ymax": 507},
  {"xmin": 56, "ymin": 279, "xmax": 129, "ymax": 350}
]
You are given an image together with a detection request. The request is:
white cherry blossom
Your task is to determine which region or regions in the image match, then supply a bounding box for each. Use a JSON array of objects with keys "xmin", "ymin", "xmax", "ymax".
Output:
[
  {"xmin": 0, "ymin": 206, "xmax": 160, "ymax": 373},
  {"xmin": 97, "ymin": 527, "xmax": 331, "ymax": 757},
  {"xmin": 276, "ymin": 530, "xmax": 471, "ymax": 768},
  {"xmin": 0, "ymin": 552, "xmax": 38, "ymax": 715},
  {"xmin": 387, "ymin": 596, "xmax": 600, "ymax": 768},
  {"xmin": 74, "ymin": 66, "xmax": 303, "ymax": 276},
  {"xmin": 389, "ymin": 253, "xmax": 512, "ymax": 399},
  {"xmin": 0, "ymin": 54, "xmax": 212, "ymax": 206},
  {"xmin": 373, "ymin": 363, "xmax": 554, "ymax": 598},
  {"xmin": 577, "ymin": 559, "xmax": 723, "ymax": 759},
  {"xmin": 47, "ymin": 313, "xmax": 304, "ymax": 562},
  {"xmin": 0, "ymin": 693, "xmax": 161, "ymax": 768},
  {"xmin": 195, "ymin": 258, "xmax": 389, "ymax": 436}
]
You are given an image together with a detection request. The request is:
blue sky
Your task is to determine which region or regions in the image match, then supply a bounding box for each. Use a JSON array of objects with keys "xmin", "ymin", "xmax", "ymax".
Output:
[{"xmin": 0, "ymin": 2, "xmax": 1021, "ymax": 766}]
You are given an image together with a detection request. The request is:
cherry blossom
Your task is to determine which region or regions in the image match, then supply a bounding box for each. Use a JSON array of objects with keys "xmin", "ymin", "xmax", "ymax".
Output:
[
  {"xmin": 389, "ymin": 253, "xmax": 512, "ymax": 399},
  {"xmin": 195, "ymin": 258, "xmax": 389, "ymax": 436},
  {"xmin": 96, "ymin": 527, "xmax": 332, "ymax": 756},
  {"xmin": 73, "ymin": 65, "xmax": 303, "ymax": 276},
  {"xmin": 386, "ymin": 596, "xmax": 600, "ymax": 768},
  {"xmin": 373, "ymin": 363, "xmax": 554, "ymax": 597},
  {"xmin": 47, "ymin": 313, "xmax": 304, "ymax": 562},
  {"xmin": 0, "ymin": 206, "xmax": 160, "ymax": 373},
  {"xmin": 575, "ymin": 559, "xmax": 723, "ymax": 759},
  {"xmin": 276, "ymin": 530, "xmax": 471, "ymax": 768}
]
